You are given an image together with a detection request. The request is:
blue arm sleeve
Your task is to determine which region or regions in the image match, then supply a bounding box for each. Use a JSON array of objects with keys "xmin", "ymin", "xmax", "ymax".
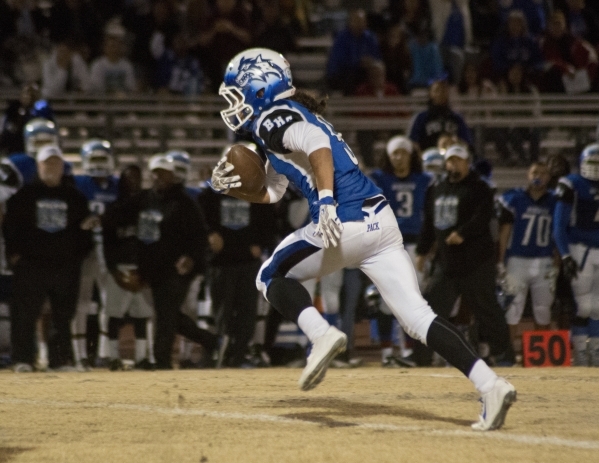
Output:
[{"xmin": 553, "ymin": 200, "xmax": 572, "ymax": 256}]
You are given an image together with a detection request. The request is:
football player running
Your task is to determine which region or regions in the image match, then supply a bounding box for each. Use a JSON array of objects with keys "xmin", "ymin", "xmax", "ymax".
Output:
[
  {"xmin": 554, "ymin": 144, "xmax": 599, "ymax": 366},
  {"xmin": 212, "ymin": 48, "xmax": 516, "ymax": 430}
]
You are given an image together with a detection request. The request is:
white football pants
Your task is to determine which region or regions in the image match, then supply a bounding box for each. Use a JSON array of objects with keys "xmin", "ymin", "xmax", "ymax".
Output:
[{"xmin": 257, "ymin": 201, "xmax": 436, "ymax": 344}]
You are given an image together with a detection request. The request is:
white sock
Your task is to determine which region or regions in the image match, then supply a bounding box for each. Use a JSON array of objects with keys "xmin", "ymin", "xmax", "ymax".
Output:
[
  {"xmin": 381, "ymin": 347, "xmax": 393, "ymax": 361},
  {"xmin": 78, "ymin": 338, "xmax": 88, "ymax": 360},
  {"xmin": 468, "ymin": 359, "xmax": 498, "ymax": 394},
  {"xmin": 109, "ymin": 340, "xmax": 120, "ymax": 360},
  {"xmin": 135, "ymin": 339, "xmax": 147, "ymax": 363},
  {"xmin": 297, "ymin": 306, "xmax": 330, "ymax": 342}
]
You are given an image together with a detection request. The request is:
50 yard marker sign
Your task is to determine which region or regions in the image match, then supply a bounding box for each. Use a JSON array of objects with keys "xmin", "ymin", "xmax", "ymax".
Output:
[{"xmin": 522, "ymin": 330, "xmax": 571, "ymax": 367}]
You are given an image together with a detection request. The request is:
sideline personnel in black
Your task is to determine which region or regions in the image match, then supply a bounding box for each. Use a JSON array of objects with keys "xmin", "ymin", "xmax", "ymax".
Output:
[
  {"xmin": 3, "ymin": 145, "xmax": 92, "ymax": 371},
  {"xmin": 415, "ymin": 145, "xmax": 513, "ymax": 366},
  {"xmin": 103, "ymin": 155, "xmax": 217, "ymax": 369}
]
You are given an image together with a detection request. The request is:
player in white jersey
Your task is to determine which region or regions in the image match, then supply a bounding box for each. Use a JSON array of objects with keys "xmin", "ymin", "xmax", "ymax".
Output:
[
  {"xmin": 496, "ymin": 162, "xmax": 558, "ymax": 351},
  {"xmin": 211, "ymin": 48, "xmax": 516, "ymax": 430},
  {"xmin": 72, "ymin": 139, "xmax": 119, "ymax": 370}
]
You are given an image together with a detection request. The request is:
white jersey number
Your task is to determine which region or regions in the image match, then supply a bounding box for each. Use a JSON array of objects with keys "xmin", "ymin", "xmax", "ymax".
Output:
[
  {"xmin": 395, "ymin": 191, "xmax": 414, "ymax": 217},
  {"xmin": 521, "ymin": 213, "xmax": 551, "ymax": 247}
]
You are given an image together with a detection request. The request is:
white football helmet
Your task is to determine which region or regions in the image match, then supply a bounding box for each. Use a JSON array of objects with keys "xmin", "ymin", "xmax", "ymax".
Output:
[
  {"xmin": 80, "ymin": 139, "xmax": 115, "ymax": 177},
  {"xmin": 165, "ymin": 150, "xmax": 191, "ymax": 182},
  {"xmin": 220, "ymin": 48, "xmax": 295, "ymax": 132},
  {"xmin": 580, "ymin": 143, "xmax": 599, "ymax": 181},
  {"xmin": 24, "ymin": 118, "xmax": 59, "ymax": 157}
]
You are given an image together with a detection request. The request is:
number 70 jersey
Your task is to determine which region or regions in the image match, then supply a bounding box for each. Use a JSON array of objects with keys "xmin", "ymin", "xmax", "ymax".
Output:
[
  {"xmin": 251, "ymin": 99, "xmax": 381, "ymax": 223},
  {"xmin": 497, "ymin": 188, "xmax": 557, "ymax": 258}
]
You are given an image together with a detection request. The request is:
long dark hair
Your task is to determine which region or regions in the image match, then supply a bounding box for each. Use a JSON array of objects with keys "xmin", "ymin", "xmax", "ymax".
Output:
[
  {"xmin": 288, "ymin": 89, "xmax": 328, "ymax": 115},
  {"xmin": 380, "ymin": 148, "xmax": 423, "ymax": 175}
]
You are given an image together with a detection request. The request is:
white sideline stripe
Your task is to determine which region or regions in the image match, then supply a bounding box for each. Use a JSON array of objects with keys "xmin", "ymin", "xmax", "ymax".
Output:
[{"xmin": 2, "ymin": 398, "xmax": 599, "ymax": 450}]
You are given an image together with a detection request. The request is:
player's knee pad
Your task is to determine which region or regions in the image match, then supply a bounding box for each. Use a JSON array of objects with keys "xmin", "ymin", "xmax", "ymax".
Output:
[{"xmin": 397, "ymin": 303, "xmax": 436, "ymax": 344}]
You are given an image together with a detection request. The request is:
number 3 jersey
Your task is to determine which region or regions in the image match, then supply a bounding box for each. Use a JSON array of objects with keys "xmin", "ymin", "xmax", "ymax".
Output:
[
  {"xmin": 251, "ymin": 99, "xmax": 381, "ymax": 223},
  {"xmin": 497, "ymin": 187, "xmax": 556, "ymax": 259},
  {"xmin": 369, "ymin": 170, "xmax": 433, "ymax": 242}
]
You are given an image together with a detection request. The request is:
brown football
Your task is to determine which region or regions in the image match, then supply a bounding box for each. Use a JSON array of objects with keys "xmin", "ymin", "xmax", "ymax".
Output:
[{"xmin": 226, "ymin": 144, "xmax": 266, "ymax": 196}]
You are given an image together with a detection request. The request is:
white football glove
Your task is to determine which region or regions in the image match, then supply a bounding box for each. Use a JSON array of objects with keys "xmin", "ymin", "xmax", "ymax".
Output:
[
  {"xmin": 315, "ymin": 197, "xmax": 343, "ymax": 248},
  {"xmin": 210, "ymin": 155, "xmax": 241, "ymax": 194}
]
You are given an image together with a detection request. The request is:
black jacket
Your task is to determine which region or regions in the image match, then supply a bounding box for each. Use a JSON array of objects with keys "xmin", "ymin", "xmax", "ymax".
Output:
[
  {"xmin": 416, "ymin": 170, "xmax": 495, "ymax": 276},
  {"xmin": 198, "ymin": 189, "xmax": 276, "ymax": 267},
  {"xmin": 2, "ymin": 177, "xmax": 92, "ymax": 267},
  {"xmin": 103, "ymin": 183, "xmax": 207, "ymax": 284},
  {"xmin": 102, "ymin": 197, "xmax": 143, "ymax": 274}
]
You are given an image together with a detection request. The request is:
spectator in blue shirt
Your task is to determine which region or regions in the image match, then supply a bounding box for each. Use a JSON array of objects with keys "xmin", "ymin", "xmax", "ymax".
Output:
[
  {"xmin": 326, "ymin": 8, "xmax": 383, "ymax": 95},
  {"xmin": 407, "ymin": 23, "xmax": 446, "ymax": 90},
  {"xmin": 497, "ymin": 0, "xmax": 547, "ymax": 37},
  {"xmin": 491, "ymin": 9, "xmax": 544, "ymax": 81}
]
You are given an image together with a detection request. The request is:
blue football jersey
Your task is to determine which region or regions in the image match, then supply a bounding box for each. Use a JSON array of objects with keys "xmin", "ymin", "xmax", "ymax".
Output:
[
  {"xmin": 370, "ymin": 170, "xmax": 433, "ymax": 239},
  {"xmin": 498, "ymin": 188, "xmax": 556, "ymax": 258},
  {"xmin": 554, "ymin": 174, "xmax": 599, "ymax": 255},
  {"xmin": 251, "ymin": 100, "xmax": 381, "ymax": 223},
  {"xmin": 6, "ymin": 152, "xmax": 73, "ymax": 187},
  {"xmin": 74, "ymin": 175, "xmax": 119, "ymax": 215}
]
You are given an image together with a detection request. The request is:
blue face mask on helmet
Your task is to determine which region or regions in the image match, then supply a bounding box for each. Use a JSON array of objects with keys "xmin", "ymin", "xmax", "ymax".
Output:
[
  {"xmin": 219, "ymin": 48, "xmax": 296, "ymax": 132},
  {"xmin": 23, "ymin": 118, "xmax": 59, "ymax": 157},
  {"xmin": 80, "ymin": 139, "xmax": 115, "ymax": 177},
  {"xmin": 580, "ymin": 143, "xmax": 599, "ymax": 181}
]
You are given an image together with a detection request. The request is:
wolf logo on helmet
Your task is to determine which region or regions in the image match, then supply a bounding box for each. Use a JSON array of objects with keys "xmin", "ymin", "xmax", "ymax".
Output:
[{"xmin": 220, "ymin": 48, "xmax": 295, "ymax": 132}]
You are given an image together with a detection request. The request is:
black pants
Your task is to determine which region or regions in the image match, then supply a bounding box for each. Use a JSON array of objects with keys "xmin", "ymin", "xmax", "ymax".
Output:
[
  {"xmin": 10, "ymin": 260, "xmax": 80, "ymax": 367},
  {"xmin": 420, "ymin": 258, "xmax": 512, "ymax": 364},
  {"xmin": 151, "ymin": 274, "xmax": 218, "ymax": 369},
  {"xmin": 211, "ymin": 260, "xmax": 261, "ymax": 367}
]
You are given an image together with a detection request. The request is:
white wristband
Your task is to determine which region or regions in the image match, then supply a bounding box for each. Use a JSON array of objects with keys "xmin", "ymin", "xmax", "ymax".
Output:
[{"xmin": 318, "ymin": 189, "xmax": 333, "ymax": 200}]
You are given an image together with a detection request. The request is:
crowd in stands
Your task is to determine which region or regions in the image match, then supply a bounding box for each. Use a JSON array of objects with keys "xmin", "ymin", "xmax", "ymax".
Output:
[{"xmin": 0, "ymin": 1, "xmax": 598, "ymax": 97}]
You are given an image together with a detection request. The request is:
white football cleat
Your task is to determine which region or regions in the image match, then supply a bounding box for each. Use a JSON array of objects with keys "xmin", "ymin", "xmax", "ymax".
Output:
[
  {"xmin": 298, "ymin": 326, "xmax": 347, "ymax": 391},
  {"xmin": 471, "ymin": 378, "xmax": 517, "ymax": 431}
]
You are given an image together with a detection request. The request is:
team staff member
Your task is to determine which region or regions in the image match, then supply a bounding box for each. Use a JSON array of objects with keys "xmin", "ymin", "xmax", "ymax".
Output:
[
  {"xmin": 3, "ymin": 145, "xmax": 92, "ymax": 372},
  {"xmin": 199, "ymin": 150, "xmax": 276, "ymax": 368},
  {"xmin": 416, "ymin": 145, "xmax": 513, "ymax": 366},
  {"xmin": 105, "ymin": 155, "xmax": 218, "ymax": 369}
]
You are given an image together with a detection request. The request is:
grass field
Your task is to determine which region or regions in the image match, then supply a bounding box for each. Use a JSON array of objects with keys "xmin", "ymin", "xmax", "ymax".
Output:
[{"xmin": 1, "ymin": 366, "xmax": 598, "ymax": 463}]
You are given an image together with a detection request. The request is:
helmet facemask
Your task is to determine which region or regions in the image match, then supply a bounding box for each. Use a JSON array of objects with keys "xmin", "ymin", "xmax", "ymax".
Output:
[
  {"xmin": 27, "ymin": 133, "xmax": 59, "ymax": 157},
  {"xmin": 84, "ymin": 153, "xmax": 114, "ymax": 177},
  {"xmin": 219, "ymin": 84, "xmax": 255, "ymax": 132},
  {"xmin": 580, "ymin": 144, "xmax": 599, "ymax": 181}
]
